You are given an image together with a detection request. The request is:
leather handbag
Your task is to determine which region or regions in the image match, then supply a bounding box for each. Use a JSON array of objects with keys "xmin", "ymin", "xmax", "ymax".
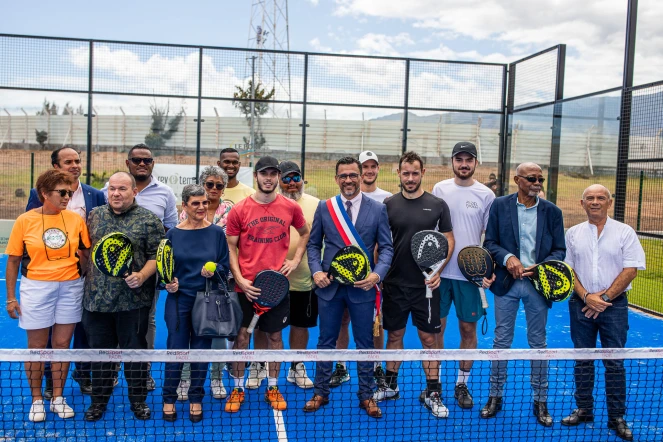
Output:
[{"xmin": 192, "ymin": 277, "xmax": 242, "ymax": 339}]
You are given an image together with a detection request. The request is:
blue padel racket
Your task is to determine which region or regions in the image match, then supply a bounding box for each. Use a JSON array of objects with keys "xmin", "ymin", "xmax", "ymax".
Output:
[{"xmin": 246, "ymin": 270, "xmax": 290, "ymax": 334}]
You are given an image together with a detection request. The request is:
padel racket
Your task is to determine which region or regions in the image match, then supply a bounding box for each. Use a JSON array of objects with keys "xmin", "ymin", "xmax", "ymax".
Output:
[
  {"xmin": 327, "ymin": 245, "xmax": 370, "ymax": 285},
  {"xmin": 156, "ymin": 238, "xmax": 174, "ymax": 284},
  {"xmin": 411, "ymin": 231, "xmax": 449, "ymax": 299},
  {"xmin": 457, "ymin": 246, "xmax": 493, "ymax": 309},
  {"xmin": 246, "ymin": 270, "xmax": 290, "ymax": 334},
  {"xmin": 92, "ymin": 232, "xmax": 134, "ymax": 278},
  {"xmin": 528, "ymin": 260, "xmax": 575, "ymax": 302}
]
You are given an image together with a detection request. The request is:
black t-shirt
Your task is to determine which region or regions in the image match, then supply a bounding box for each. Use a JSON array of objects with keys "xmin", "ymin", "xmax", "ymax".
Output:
[{"xmin": 383, "ymin": 191, "xmax": 453, "ymax": 288}]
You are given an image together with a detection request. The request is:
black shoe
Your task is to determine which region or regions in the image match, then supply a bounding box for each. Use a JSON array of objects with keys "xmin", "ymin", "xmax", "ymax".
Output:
[
  {"xmin": 43, "ymin": 378, "xmax": 53, "ymax": 401},
  {"xmin": 533, "ymin": 401, "xmax": 553, "ymax": 427},
  {"xmin": 454, "ymin": 383, "xmax": 474, "ymax": 409},
  {"xmin": 480, "ymin": 397, "xmax": 502, "ymax": 418},
  {"xmin": 561, "ymin": 408, "xmax": 594, "ymax": 426},
  {"xmin": 162, "ymin": 404, "xmax": 177, "ymax": 422},
  {"xmin": 84, "ymin": 403, "xmax": 107, "ymax": 421},
  {"xmin": 130, "ymin": 402, "xmax": 151, "ymax": 420},
  {"xmin": 608, "ymin": 417, "xmax": 633, "ymax": 441},
  {"xmin": 329, "ymin": 363, "xmax": 350, "ymax": 388},
  {"xmin": 146, "ymin": 376, "xmax": 156, "ymax": 392},
  {"xmin": 189, "ymin": 409, "xmax": 203, "ymax": 423},
  {"xmin": 73, "ymin": 372, "xmax": 92, "ymax": 395},
  {"xmin": 419, "ymin": 390, "xmax": 426, "ymax": 404},
  {"xmin": 374, "ymin": 365, "xmax": 385, "ymax": 384}
]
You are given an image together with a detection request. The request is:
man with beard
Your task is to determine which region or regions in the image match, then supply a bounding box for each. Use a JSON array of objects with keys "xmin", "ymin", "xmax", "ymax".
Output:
[
  {"xmin": 277, "ymin": 161, "xmax": 320, "ymax": 389},
  {"xmin": 332, "ymin": 151, "xmax": 392, "ymax": 388},
  {"xmin": 224, "ymin": 156, "xmax": 310, "ymax": 413},
  {"xmin": 103, "ymin": 144, "xmax": 178, "ymax": 390},
  {"xmin": 481, "ymin": 162, "xmax": 566, "ymax": 427},
  {"xmin": 304, "ymin": 157, "xmax": 393, "ymax": 418},
  {"xmin": 375, "ymin": 151, "xmax": 454, "ymax": 418},
  {"xmin": 431, "ymin": 142, "xmax": 496, "ymax": 409},
  {"xmin": 26, "ymin": 147, "xmax": 105, "ymax": 398}
]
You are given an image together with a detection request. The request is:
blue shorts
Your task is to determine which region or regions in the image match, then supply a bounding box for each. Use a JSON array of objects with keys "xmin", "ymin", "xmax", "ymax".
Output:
[{"xmin": 439, "ymin": 278, "xmax": 485, "ymax": 323}]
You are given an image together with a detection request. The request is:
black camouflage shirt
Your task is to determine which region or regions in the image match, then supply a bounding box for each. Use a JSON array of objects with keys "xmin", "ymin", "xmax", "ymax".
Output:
[{"xmin": 84, "ymin": 202, "xmax": 165, "ymax": 313}]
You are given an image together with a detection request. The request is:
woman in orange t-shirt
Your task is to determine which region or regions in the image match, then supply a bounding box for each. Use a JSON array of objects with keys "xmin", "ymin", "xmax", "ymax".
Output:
[{"xmin": 5, "ymin": 169, "xmax": 91, "ymax": 422}]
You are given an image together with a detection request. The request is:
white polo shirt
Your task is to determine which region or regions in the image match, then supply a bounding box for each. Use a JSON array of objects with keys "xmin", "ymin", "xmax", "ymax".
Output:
[{"xmin": 565, "ymin": 217, "xmax": 646, "ymax": 294}]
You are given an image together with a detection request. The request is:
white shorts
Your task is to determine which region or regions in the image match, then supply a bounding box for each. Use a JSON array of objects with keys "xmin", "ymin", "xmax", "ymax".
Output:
[{"xmin": 18, "ymin": 276, "xmax": 84, "ymax": 330}]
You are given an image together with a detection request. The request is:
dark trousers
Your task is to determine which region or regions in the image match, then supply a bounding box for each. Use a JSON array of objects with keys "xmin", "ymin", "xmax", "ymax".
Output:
[
  {"xmin": 83, "ymin": 308, "xmax": 150, "ymax": 406},
  {"xmin": 314, "ymin": 286, "xmax": 376, "ymax": 401},
  {"xmin": 163, "ymin": 293, "xmax": 213, "ymax": 404},
  {"xmin": 569, "ymin": 294, "xmax": 628, "ymax": 418}
]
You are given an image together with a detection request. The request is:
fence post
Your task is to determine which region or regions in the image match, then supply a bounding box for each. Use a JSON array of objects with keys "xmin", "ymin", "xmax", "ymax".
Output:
[
  {"xmin": 498, "ymin": 63, "xmax": 515, "ymax": 196},
  {"xmin": 85, "ymin": 41, "xmax": 93, "ymax": 185},
  {"xmin": 636, "ymin": 170, "xmax": 644, "ymax": 230},
  {"xmin": 300, "ymin": 54, "xmax": 309, "ymax": 177},
  {"xmin": 195, "ymin": 47, "xmax": 204, "ymax": 181},
  {"xmin": 614, "ymin": 0, "xmax": 638, "ymax": 222},
  {"xmin": 547, "ymin": 44, "xmax": 566, "ymax": 205},
  {"xmin": 402, "ymin": 59, "xmax": 410, "ymax": 154}
]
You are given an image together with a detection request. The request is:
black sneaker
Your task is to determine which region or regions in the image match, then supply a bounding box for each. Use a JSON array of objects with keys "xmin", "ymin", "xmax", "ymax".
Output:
[
  {"xmin": 130, "ymin": 402, "xmax": 151, "ymax": 420},
  {"xmin": 72, "ymin": 372, "xmax": 92, "ymax": 395},
  {"xmin": 454, "ymin": 383, "xmax": 474, "ymax": 409},
  {"xmin": 373, "ymin": 365, "xmax": 385, "ymax": 384},
  {"xmin": 146, "ymin": 376, "xmax": 156, "ymax": 391},
  {"xmin": 329, "ymin": 363, "xmax": 350, "ymax": 388}
]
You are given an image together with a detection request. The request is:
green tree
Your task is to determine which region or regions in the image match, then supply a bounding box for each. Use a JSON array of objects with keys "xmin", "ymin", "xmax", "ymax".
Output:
[
  {"xmin": 233, "ymin": 80, "xmax": 275, "ymax": 151},
  {"xmin": 35, "ymin": 129, "xmax": 48, "ymax": 148},
  {"xmin": 36, "ymin": 99, "xmax": 59, "ymax": 116},
  {"xmin": 144, "ymin": 100, "xmax": 184, "ymax": 150}
]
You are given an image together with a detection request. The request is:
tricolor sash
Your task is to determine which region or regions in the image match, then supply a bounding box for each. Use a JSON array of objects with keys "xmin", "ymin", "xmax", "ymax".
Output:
[{"xmin": 326, "ymin": 195, "xmax": 382, "ymax": 336}]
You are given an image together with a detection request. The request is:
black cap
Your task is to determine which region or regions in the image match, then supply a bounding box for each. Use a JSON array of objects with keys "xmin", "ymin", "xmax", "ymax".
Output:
[
  {"xmin": 278, "ymin": 160, "xmax": 301, "ymax": 176},
  {"xmin": 452, "ymin": 142, "xmax": 477, "ymax": 158},
  {"xmin": 254, "ymin": 156, "xmax": 280, "ymax": 172}
]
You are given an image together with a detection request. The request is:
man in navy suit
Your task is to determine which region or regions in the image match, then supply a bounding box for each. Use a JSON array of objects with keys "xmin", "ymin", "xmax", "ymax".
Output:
[
  {"xmin": 481, "ymin": 162, "xmax": 566, "ymax": 427},
  {"xmin": 304, "ymin": 157, "xmax": 393, "ymax": 418},
  {"xmin": 26, "ymin": 147, "xmax": 105, "ymax": 397}
]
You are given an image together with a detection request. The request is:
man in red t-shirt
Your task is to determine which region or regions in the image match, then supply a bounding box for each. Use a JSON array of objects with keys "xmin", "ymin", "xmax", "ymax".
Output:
[{"xmin": 224, "ymin": 156, "xmax": 310, "ymax": 413}]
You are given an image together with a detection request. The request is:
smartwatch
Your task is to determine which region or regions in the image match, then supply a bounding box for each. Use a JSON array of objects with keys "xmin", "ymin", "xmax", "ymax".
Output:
[{"xmin": 600, "ymin": 294, "xmax": 611, "ymax": 302}]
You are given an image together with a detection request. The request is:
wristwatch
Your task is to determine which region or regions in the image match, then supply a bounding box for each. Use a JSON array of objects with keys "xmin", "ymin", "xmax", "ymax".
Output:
[{"xmin": 600, "ymin": 294, "xmax": 611, "ymax": 302}]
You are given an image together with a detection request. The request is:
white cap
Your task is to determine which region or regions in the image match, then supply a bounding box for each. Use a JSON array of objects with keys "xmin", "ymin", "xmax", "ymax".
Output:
[{"xmin": 359, "ymin": 151, "xmax": 379, "ymax": 164}]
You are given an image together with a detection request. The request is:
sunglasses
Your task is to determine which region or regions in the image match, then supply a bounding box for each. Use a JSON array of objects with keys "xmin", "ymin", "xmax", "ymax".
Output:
[
  {"xmin": 205, "ymin": 182, "xmax": 224, "ymax": 190},
  {"xmin": 337, "ymin": 173, "xmax": 360, "ymax": 181},
  {"xmin": 129, "ymin": 157, "xmax": 154, "ymax": 165},
  {"xmin": 517, "ymin": 175, "xmax": 545, "ymax": 184},
  {"xmin": 52, "ymin": 189, "xmax": 74, "ymax": 198},
  {"xmin": 188, "ymin": 200, "xmax": 210, "ymax": 207},
  {"xmin": 281, "ymin": 175, "xmax": 302, "ymax": 184}
]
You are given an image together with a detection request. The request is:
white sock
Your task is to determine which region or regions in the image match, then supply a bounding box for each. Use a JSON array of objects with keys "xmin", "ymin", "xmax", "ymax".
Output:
[
  {"xmin": 232, "ymin": 374, "xmax": 244, "ymax": 389},
  {"xmin": 457, "ymin": 369, "xmax": 470, "ymax": 385},
  {"xmin": 268, "ymin": 377, "xmax": 278, "ymax": 388},
  {"xmin": 339, "ymin": 362, "xmax": 347, "ymax": 369}
]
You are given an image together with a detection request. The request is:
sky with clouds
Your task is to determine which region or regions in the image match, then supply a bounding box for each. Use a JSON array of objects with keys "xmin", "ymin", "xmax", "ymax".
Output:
[{"xmin": 1, "ymin": 0, "xmax": 661, "ymax": 113}]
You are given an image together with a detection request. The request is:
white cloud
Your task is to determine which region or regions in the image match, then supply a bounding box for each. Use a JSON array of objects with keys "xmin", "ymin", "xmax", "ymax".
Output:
[
  {"xmin": 310, "ymin": 37, "xmax": 332, "ymax": 52},
  {"xmin": 355, "ymin": 32, "xmax": 414, "ymax": 56},
  {"xmin": 306, "ymin": 0, "xmax": 319, "ymax": 5}
]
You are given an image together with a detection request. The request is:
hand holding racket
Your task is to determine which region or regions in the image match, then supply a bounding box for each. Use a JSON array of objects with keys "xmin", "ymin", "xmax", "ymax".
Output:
[
  {"xmin": 411, "ymin": 231, "xmax": 449, "ymax": 299},
  {"xmin": 527, "ymin": 260, "xmax": 575, "ymax": 302},
  {"xmin": 457, "ymin": 246, "xmax": 494, "ymax": 309},
  {"xmin": 246, "ymin": 270, "xmax": 290, "ymax": 334}
]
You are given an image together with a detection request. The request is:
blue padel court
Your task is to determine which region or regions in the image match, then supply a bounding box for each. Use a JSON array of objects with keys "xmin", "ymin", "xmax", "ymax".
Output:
[{"xmin": 1, "ymin": 253, "xmax": 662, "ymax": 441}]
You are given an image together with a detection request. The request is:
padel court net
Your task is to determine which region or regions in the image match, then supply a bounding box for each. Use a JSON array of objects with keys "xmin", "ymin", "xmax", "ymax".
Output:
[{"xmin": 1, "ymin": 348, "xmax": 662, "ymax": 441}]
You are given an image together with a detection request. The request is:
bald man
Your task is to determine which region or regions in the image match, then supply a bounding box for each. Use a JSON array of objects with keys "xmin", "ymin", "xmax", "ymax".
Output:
[
  {"xmin": 561, "ymin": 185, "xmax": 644, "ymax": 441},
  {"xmin": 481, "ymin": 163, "xmax": 566, "ymax": 427}
]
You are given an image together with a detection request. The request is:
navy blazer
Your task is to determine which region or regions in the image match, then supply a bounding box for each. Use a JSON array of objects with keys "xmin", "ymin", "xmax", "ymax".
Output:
[
  {"xmin": 26, "ymin": 183, "xmax": 106, "ymax": 221},
  {"xmin": 484, "ymin": 193, "xmax": 566, "ymax": 298},
  {"xmin": 307, "ymin": 195, "xmax": 394, "ymax": 303}
]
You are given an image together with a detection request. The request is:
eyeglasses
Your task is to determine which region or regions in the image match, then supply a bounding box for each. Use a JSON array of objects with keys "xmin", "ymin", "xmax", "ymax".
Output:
[
  {"xmin": 282, "ymin": 175, "xmax": 302, "ymax": 184},
  {"xmin": 337, "ymin": 173, "xmax": 360, "ymax": 181},
  {"xmin": 205, "ymin": 182, "xmax": 224, "ymax": 190},
  {"xmin": 188, "ymin": 200, "xmax": 211, "ymax": 207},
  {"xmin": 42, "ymin": 211, "xmax": 71, "ymax": 261},
  {"xmin": 517, "ymin": 175, "xmax": 545, "ymax": 184},
  {"xmin": 129, "ymin": 157, "xmax": 154, "ymax": 165},
  {"xmin": 51, "ymin": 189, "xmax": 74, "ymax": 198}
]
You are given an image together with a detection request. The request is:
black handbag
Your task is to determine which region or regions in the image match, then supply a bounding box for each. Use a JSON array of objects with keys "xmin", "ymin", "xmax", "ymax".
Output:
[{"xmin": 192, "ymin": 277, "xmax": 242, "ymax": 339}]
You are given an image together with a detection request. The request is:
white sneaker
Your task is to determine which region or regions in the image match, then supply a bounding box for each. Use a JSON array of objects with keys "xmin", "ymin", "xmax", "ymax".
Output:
[
  {"xmin": 286, "ymin": 362, "xmax": 314, "ymax": 389},
  {"xmin": 246, "ymin": 362, "xmax": 267, "ymax": 390},
  {"xmin": 29, "ymin": 399, "xmax": 46, "ymax": 422},
  {"xmin": 424, "ymin": 391, "xmax": 449, "ymax": 418},
  {"xmin": 177, "ymin": 379, "xmax": 190, "ymax": 401},
  {"xmin": 373, "ymin": 381, "xmax": 400, "ymax": 402},
  {"xmin": 50, "ymin": 396, "xmax": 75, "ymax": 419},
  {"xmin": 211, "ymin": 378, "xmax": 227, "ymax": 399}
]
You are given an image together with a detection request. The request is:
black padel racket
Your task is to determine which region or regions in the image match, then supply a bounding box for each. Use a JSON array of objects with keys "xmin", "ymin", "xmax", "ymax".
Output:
[
  {"xmin": 411, "ymin": 231, "xmax": 449, "ymax": 299},
  {"xmin": 327, "ymin": 245, "xmax": 370, "ymax": 285},
  {"xmin": 92, "ymin": 232, "xmax": 134, "ymax": 278},
  {"xmin": 528, "ymin": 260, "xmax": 575, "ymax": 302},
  {"xmin": 246, "ymin": 270, "xmax": 290, "ymax": 334},
  {"xmin": 156, "ymin": 238, "xmax": 174, "ymax": 284},
  {"xmin": 457, "ymin": 246, "xmax": 493, "ymax": 309}
]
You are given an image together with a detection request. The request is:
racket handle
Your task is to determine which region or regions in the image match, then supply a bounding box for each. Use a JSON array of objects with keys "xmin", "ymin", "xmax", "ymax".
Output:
[
  {"xmin": 422, "ymin": 271, "xmax": 433, "ymax": 299},
  {"xmin": 246, "ymin": 314, "xmax": 259, "ymax": 334},
  {"xmin": 479, "ymin": 287, "xmax": 489, "ymax": 309}
]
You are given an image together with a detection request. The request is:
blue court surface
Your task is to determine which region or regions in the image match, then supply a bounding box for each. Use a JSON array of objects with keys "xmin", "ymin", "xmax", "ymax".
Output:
[{"xmin": 1, "ymin": 253, "xmax": 662, "ymax": 441}]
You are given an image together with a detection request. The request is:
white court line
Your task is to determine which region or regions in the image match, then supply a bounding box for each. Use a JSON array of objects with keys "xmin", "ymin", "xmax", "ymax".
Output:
[{"xmin": 273, "ymin": 408, "xmax": 288, "ymax": 442}]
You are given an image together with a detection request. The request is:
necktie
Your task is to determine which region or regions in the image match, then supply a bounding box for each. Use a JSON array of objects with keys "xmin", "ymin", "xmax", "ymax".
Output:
[{"xmin": 345, "ymin": 201, "xmax": 353, "ymax": 224}]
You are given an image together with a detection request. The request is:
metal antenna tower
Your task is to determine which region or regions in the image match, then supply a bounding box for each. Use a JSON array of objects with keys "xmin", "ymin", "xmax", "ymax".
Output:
[{"xmin": 246, "ymin": 0, "xmax": 292, "ymax": 119}]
